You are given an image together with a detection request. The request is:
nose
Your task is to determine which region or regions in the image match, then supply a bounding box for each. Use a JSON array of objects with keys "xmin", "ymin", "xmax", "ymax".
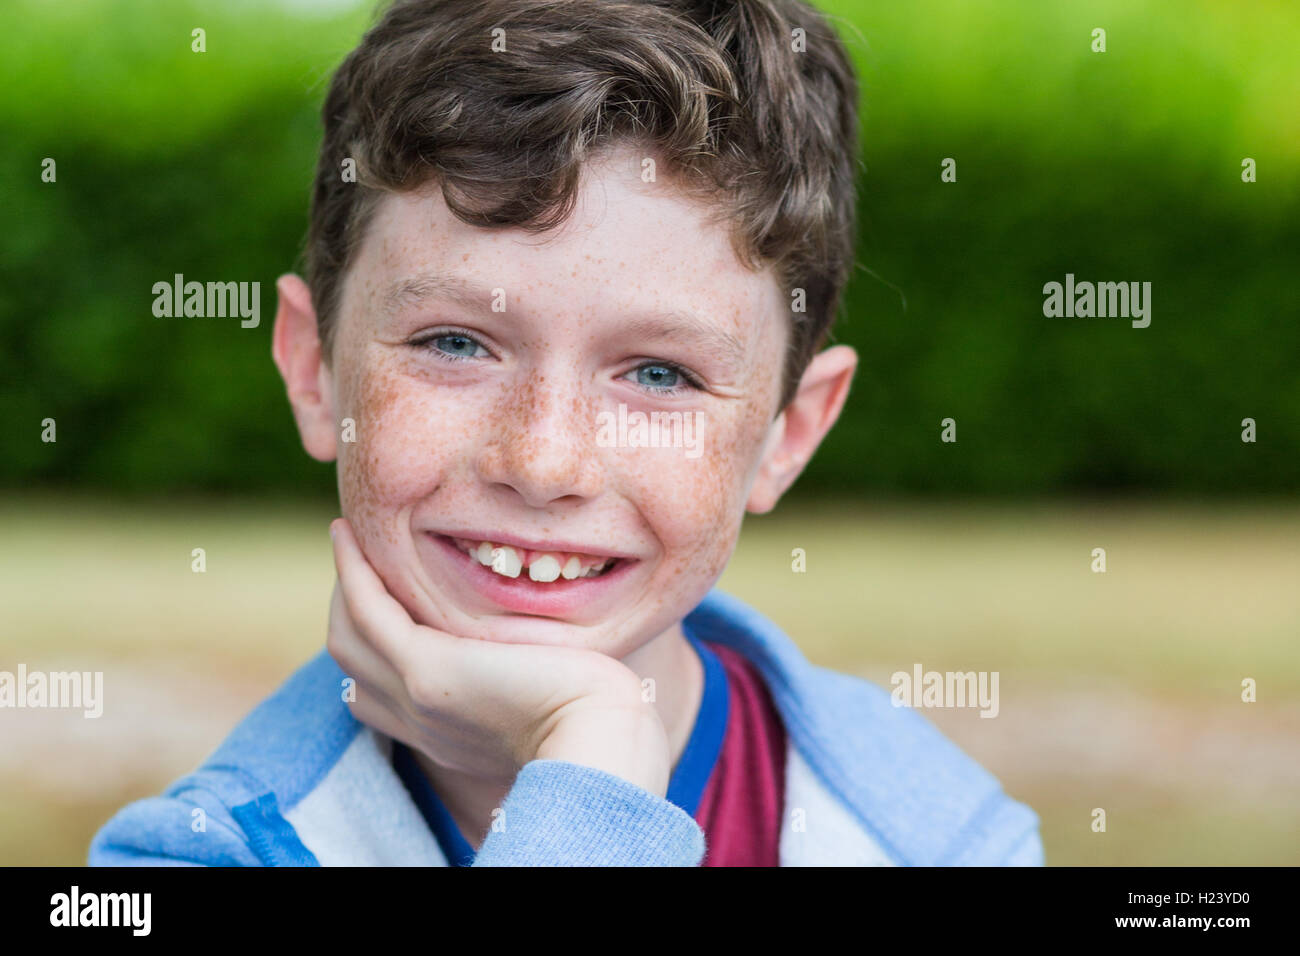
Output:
[{"xmin": 475, "ymin": 371, "xmax": 604, "ymax": 509}]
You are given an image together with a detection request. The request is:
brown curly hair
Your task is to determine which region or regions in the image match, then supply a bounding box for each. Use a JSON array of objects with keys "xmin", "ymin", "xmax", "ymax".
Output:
[{"xmin": 306, "ymin": 0, "xmax": 860, "ymax": 410}]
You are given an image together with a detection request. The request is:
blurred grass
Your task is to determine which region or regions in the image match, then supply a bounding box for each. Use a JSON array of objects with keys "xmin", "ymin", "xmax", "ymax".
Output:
[
  {"xmin": 1, "ymin": 496, "xmax": 1296, "ymax": 865},
  {"xmin": 724, "ymin": 499, "xmax": 1300, "ymax": 696}
]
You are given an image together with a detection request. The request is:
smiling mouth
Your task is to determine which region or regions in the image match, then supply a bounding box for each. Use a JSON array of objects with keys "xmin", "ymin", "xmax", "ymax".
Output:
[{"xmin": 438, "ymin": 535, "xmax": 625, "ymax": 583}]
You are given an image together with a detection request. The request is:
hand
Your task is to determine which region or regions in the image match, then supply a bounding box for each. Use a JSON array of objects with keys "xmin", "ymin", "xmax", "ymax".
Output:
[{"xmin": 325, "ymin": 518, "xmax": 671, "ymax": 796}]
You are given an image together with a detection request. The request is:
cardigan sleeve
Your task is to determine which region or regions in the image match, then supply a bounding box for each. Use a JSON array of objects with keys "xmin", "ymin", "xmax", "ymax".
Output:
[{"xmin": 471, "ymin": 759, "xmax": 706, "ymax": 867}]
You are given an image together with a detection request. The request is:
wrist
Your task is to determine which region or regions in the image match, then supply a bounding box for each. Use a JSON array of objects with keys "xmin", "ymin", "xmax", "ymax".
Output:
[{"xmin": 535, "ymin": 703, "xmax": 671, "ymax": 796}]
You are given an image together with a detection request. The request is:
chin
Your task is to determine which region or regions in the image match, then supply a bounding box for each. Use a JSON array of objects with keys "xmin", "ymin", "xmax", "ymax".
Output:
[{"xmin": 450, "ymin": 612, "xmax": 635, "ymax": 655}]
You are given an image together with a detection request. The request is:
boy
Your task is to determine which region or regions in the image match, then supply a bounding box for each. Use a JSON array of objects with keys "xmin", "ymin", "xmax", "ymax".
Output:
[{"xmin": 90, "ymin": 0, "xmax": 1042, "ymax": 866}]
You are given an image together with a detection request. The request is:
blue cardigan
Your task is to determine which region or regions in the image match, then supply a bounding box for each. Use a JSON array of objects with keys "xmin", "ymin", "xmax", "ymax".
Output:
[{"xmin": 88, "ymin": 589, "xmax": 1044, "ymax": 866}]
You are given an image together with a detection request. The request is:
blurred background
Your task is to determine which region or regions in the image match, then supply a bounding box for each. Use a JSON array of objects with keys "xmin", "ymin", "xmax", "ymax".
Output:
[{"xmin": 2, "ymin": 0, "xmax": 1297, "ymax": 865}]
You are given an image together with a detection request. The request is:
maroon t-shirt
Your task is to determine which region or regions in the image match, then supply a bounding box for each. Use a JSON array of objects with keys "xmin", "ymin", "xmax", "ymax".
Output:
[{"xmin": 693, "ymin": 642, "xmax": 788, "ymax": 866}]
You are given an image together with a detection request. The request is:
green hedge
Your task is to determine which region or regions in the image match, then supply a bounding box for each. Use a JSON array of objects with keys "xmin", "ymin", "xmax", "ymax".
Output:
[{"xmin": 3, "ymin": 0, "xmax": 1296, "ymax": 496}]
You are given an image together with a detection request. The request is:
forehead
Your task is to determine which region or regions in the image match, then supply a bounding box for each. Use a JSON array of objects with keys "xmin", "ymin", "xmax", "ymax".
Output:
[{"xmin": 344, "ymin": 149, "xmax": 786, "ymax": 351}]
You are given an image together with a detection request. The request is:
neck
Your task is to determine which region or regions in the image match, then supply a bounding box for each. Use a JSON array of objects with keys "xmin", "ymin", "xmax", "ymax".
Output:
[{"xmin": 414, "ymin": 621, "xmax": 704, "ymax": 851}]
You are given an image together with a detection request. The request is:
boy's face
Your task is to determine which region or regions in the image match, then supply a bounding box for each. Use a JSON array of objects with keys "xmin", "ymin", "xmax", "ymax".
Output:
[{"xmin": 281, "ymin": 147, "xmax": 836, "ymax": 658}]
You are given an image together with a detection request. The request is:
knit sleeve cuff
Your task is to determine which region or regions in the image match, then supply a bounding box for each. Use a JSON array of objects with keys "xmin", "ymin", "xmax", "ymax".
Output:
[{"xmin": 472, "ymin": 759, "xmax": 705, "ymax": 867}]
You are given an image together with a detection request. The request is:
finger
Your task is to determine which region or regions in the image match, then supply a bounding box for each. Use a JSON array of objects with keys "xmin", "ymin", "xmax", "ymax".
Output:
[
  {"xmin": 327, "ymin": 583, "xmax": 405, "ymax": 696},
  {"xmin": 329, "ymin": 517, "xmax": 421, "ymax": 669},
  {"xmin": 328, "ymin": 590, "xmax": 420, "ymax": 745}
]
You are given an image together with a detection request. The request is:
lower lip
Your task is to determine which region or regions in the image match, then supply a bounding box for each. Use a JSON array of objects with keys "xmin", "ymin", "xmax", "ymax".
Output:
[{"xmin": 426, "ymin": 533, "xmax": 638, "ymax": 617}]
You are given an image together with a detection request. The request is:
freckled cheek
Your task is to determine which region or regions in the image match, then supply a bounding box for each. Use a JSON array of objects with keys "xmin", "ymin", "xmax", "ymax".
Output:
[
  {"xmin": 337, "ymin": 375, "xmax": 465, "ymax": 518},
  {"xmin": 623, "ymin": 415, "xmax": 764, "ymax": 579}
]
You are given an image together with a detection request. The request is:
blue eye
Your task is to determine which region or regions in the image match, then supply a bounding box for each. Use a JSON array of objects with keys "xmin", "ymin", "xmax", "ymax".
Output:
[
  {"xmin": 432, "ymin": 333, "xmax": 484, "ymax": 358},
  {"xmin": 412, "ymin": 330, "xmax": 490, "ymax": 361},
  {"xmin": 637, "ymin": 365, "xmax": 679, "ymax": 388},
  {"xmin": 626, "ymin": 362, "xmax": 702, "ymax": 395}
]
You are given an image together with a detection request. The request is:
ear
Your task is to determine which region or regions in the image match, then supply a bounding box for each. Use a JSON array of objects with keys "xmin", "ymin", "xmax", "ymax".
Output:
[
  {"xmin": 746, "ymin": 344, "xmax": 857, "ymax": 514},
  {"xmin": 271, "ymin": 273, "xmax": 338, "ymax": 463}
]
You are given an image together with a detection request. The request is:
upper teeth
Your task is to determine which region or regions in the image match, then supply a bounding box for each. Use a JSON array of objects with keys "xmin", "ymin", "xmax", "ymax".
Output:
[
  {"xmin": 528, "ymin": 555, "xmax": 561, "ymax": 582},
  {"xmin": 490, "ymin": 546, "xmax": 523, "ymax": 578},
  {"xmin": 455, "ymin": 539, "xmax": 612, "ymax": 581}
]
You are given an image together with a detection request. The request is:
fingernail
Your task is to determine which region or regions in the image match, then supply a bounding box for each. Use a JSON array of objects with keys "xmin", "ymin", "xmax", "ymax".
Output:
[{"xmin": 329, "ymin": 520, "xmax": 339, "ymax": 540}]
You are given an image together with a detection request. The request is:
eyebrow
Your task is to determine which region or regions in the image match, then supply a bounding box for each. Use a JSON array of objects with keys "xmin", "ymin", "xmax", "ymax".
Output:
[
  {"xmin": 381, "ymin": 271, "xmax": 494, "ymax": 317},
  {"xmin": 381, "ymin": 270, "xmax": 748, "ymax": 366},
  {"xmin": 615, "ymin": 312, "xmax": 748, "ymax": 369}
]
